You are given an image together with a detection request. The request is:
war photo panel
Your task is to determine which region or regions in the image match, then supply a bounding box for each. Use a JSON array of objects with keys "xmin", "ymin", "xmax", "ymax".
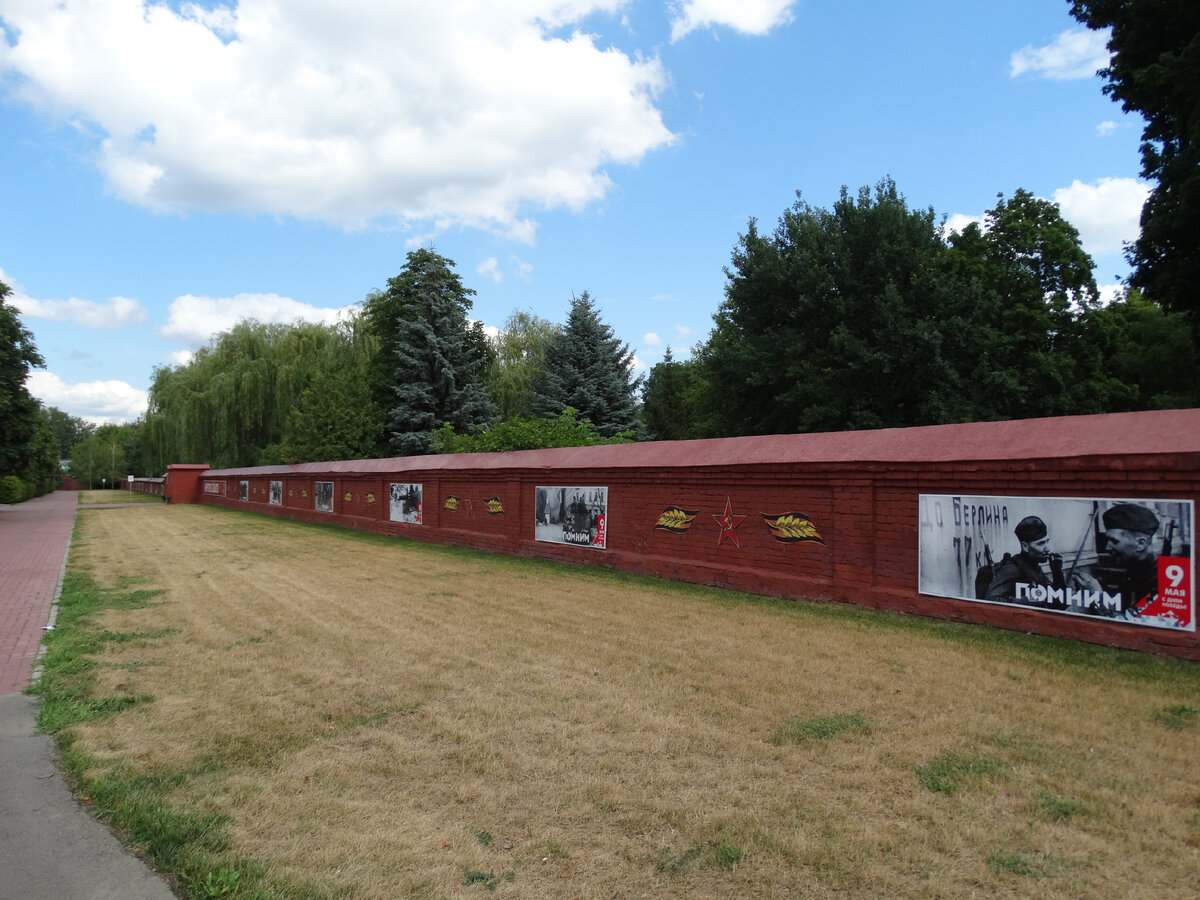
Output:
[
  {"xmin": 389, "ymin": 482, "xmax": 423, "ymax": 525},
  {"xmin": 535, "ymin": 486, "xmax": 608, "ymax": 549},
  {"xmin": 919, "ymin": 494, "xmax": 1194, "ymax": 631},
  {"xmin": 314, "ymin": 481, "xmax": 334, "ymax": 513}
]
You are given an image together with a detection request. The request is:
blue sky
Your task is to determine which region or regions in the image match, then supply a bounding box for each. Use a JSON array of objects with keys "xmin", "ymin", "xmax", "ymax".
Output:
[{"xmin": 1, "ymin": 0, "xmax": 1146, "ymax": 423}]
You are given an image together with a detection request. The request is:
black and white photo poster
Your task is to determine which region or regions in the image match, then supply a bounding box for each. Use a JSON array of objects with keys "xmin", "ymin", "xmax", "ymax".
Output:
[
  {"xmin": 269, "ymin": 480, "xmax": 282, "ymax": 505},
  {"xmin": 389, "ymin": 483, "xmax": 423, "ymax": 525},
  {"xmin": 314, "ymin": 481, "xmax": 334, "ymax": 513},
  {"xmin": 535, "ymin": 486, "xmax": 608, "ymax": 549},
  {"xmin": 919, "ymin": 494, "xmax": 1194, "ymax": 631}
]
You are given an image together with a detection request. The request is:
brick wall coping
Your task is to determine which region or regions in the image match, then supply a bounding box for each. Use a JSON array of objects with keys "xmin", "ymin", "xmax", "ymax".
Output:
[{"xmin": 201, "ymin": 409, "xmax": 1200, "ymax": 479}]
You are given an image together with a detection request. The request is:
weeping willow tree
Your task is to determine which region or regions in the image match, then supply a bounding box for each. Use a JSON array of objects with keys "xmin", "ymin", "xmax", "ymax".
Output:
[{"xmin": 142, "ymin": 316, "xmax": 380, "ymax": 470}]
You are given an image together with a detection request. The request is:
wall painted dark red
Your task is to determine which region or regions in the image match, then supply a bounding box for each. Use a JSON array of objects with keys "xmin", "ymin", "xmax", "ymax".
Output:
[{"xmin": 190, "ymin": 410, "xmax": 1200, "ymax": 659}]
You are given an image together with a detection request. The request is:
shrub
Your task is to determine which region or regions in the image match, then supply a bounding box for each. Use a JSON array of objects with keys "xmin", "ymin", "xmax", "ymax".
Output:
[{"xmin": 0, "ymin": 475, "xmax": 27, "ymax": 504}]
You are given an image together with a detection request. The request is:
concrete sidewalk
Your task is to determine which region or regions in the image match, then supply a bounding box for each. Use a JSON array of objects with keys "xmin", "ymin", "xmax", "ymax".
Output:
[{"xmin": 0, "ymin": 491, "xmax": 176, "ymax": 899}]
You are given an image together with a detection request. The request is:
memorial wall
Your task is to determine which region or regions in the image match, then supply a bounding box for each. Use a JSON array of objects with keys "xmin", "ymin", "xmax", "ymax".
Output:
[{"xmin": 183, "ymin": 409, "xmax": 1200, "ymax": 659}]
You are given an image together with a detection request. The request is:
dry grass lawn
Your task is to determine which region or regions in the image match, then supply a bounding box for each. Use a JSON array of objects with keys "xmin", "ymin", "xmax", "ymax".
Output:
[
  {"xmin": 63, "ymin": 504, "xmax": 1200, "ymax": 899},
  {"xmin": 78, "ymin": 489, "xmax": 164, "ymax": 505}
]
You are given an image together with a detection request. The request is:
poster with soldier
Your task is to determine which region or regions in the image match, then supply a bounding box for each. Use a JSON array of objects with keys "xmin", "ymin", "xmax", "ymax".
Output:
[
  {"xmin": 314, "ymin": 481, "xmax": 334, "ymax": 513},
  {"xmin": 269, "ymin": 480, "xmax": 282, "ymax": 506},
  {"xmin": 535, "ymin": 486, "xmax": 608, "ymax": 549},
  {"xmin": 918, "ymin": 495, "xmax": 1194, "ymax": 631},
  {"xmin": 389, "ymin": 482, "xmax": 423, "ymax": 525}
]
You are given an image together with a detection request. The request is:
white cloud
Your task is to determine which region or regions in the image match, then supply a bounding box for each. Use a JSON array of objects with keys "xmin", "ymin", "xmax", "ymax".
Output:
[
  {"xmin": 1052, "ymin": 177, "xmax": 1149, "ymax": 258},
  {"xmin": 510, "ymin": 256, "xmax": 534, "ymax": 281},
  {"xmin": 159, "ymin": 292, "xmax": 354, "ymax": 347},
  {"xmin": 26, "ymin": 371, "xmax": 148, "ymax": 423},
  {"xmin": 0, "ymin": 267, "xmax": 148, "ymax": 327},
  {"xmin": 166, "ymin": 350, "xmax": 195, "ymax": 367},
  {"xmin": 644, "ymin": 331, "xmax": 662, "ymax": 346},
  {"xmin": 940, "ymin": 213, "xmax": 984, "ymax": 239},
  {"xmin": 0, "ymin": 1, "xmax": 674, "ymax": 239},
  {"xmin": 12, "ymin": 293, "xmax": 147, "ymax": 328},
  {"xmin": 471, "ymin": 319, "xmax": 502, "ymax": 342},
  {"xmin": 670, "ymin": 0, "xmax": 795, "ymax": 41},
  {"xmin": 630, "ymin": 352, "xmax": 648, "ymax": 373},
  {"xmin": 1097, "ymin": 282, "xmax": 1125, "ymax": 306},
  {"xmin": 1010, "ymin": 28, "xmax": 1110, "ymax": 80},
  {"xmin": 1096, "ymin": 120, "xmax": 1118, "ymax": 137},
  {"xmin": 477, "ymin": 257, "xmax": 503, "ymax": 283},
  {"xmin": 673, "ymin": 323, "xmax": 695, "ymax": 340}
]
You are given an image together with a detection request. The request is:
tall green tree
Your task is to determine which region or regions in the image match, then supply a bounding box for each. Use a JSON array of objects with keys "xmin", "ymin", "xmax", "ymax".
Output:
[
  {"xmin": 21, "ymin": 407, "xmax": 62, "ymax": 495},
  {"xmin": 68, "ymin": 422, "xmax": 138, "ymax": 487},
  {"xmin": 1069, "ymin": 1, "xmax": 1200, "ymax": 324},
  {"xmin": 485, "ymin": 309, "xmax": 561, "ymax": 420},
  {"xmin": 0, "ymin": 280, "xmax": 46, "ymax": 476},
  {"xmin": 531, "ymin": 291, "xmax": 642, "ymax": 438},
  {"xmin": 44, "ymin": 406, "xmax": 94, "ymax": 459},
  {"xmin": 141, "ymin": 319, "xmax": 354, "ymax": 470},
  {"xmin": 640, "ymin": 347, "xmax": 707, "ymax": 441},
  {"xmin": 1080, "ymin": 288, "xmax": 1200, "ymax": 410},
  {"xmin": 371, "ymin": 249, "xmax": 497, "ymax": 456},
  {"xmin": 947, "ymin": 188, "xmax": 1108, "ymax": 418},
  {"xmin": 698, "ymin": 180, "xmax": 1126, "ymax": 437},
  {"xmin": 701, "ymin": 179, "xmax": 986, "ymax": 435},
  {"xmin": 278, "ymin": 317, "xmax": 383, "ymax": 463}
]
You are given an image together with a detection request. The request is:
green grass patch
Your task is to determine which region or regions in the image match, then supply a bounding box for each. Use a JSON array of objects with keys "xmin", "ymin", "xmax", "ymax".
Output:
[
  {"xmin": 28, "ymin": 567, "xmax": 169, "ymax": 734},
  {"xmin": 1036, "ymin": 790, "xmax": 1081, "ymax": 821},
  {"xmin": 461, "ymin": 869, "xmax": 514, "ymax": 891},
  {"xmin": 986, "ymin": 847, "xmax": 1070, "ymax": 879},
  {"xmin": 773, "ymin": 711, "xmax": 871, "ymax": 744},
  {"xmin": 915, "ymin": 750, "xmax": 1004, "ymax": 794},
  {"xmin": 1152, "ymin": 703, "xmax": 1199, "ymax": 729},
  {"xmin": 715, "ymin": 842, "xmax": 745, "ymax": 868},
  {"xmin": 654, "ymin": 845, "xmax": 704, "ymax": 877}
]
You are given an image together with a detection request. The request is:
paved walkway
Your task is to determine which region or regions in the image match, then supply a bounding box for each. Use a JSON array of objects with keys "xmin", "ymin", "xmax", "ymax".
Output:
[
  {"xmin": 0, "ymin": 490, "xmax": 76, "ymax": 694},
  {"xmin": 0, "ymin": 491, "xmax": 176, "ymax": 899}
]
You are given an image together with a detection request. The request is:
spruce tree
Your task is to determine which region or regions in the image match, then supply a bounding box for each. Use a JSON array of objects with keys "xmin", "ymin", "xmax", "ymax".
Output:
[
  {"xmin": 531, "ymin": 292, "xmax": 641, "ymax": 438},
  {"xmin": 381, "ymin": 249, "xmax": 497, "ymax": 456}
]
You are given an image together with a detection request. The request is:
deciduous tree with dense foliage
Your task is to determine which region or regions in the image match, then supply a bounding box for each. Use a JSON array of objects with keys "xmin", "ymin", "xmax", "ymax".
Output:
[
  {"xmin": 44, "ymin": 406, "xmax": 94, "ymax": 459},
  {"xmin": 1069, "ymin": 1, "xmax": 1200, "ymax": 326},
  {"xmin": 485, "ymin": 309, "xmax": 561, "ymax": 420},
  {"xmin": 0, "ymin": 280, "xmax": 45, "ymax": 478},
  {"xmin": 531, "ymin": 291, "xmax": 642, "ymax": 438},
  {"xmin": 141, "ymin": 319, "xmax": 361, "ymax": 470},
  {"xmin": 947, "ymin": 188, "xmax": 1110, "ymax": 419},
  {"xmin": 701, "ymin": 179, "xmax": 991, "ymax": 435},
  {"xmin": 430, "ymin": 407, "xmax": 632, "ymax": 453},
  {"xmin": 695, "ymin": 179, "xmax": 1153, "ymax": 437},
  {"xmin": 640, "ymin": 347, "xmax": 707, "ymax": 441}
]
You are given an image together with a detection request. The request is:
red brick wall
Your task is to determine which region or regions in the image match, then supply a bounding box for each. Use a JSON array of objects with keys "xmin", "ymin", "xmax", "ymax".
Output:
[{"xmin": 193, "ymin": 410, "xmax": 1200, "ymax": 659}]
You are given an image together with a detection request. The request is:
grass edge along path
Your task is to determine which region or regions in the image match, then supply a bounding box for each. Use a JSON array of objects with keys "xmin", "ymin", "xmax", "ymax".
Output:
[
  {"xmin": 27, "ymin": 546, "xmax": 286, "ymax": 899},
  {"xmin": 27, "ymin": 506, "xmax": 1200, "ymax": 899}
]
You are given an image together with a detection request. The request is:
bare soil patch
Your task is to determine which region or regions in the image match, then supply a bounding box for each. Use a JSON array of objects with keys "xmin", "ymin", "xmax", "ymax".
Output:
[{"xmin": 64, "ymin": 504, "xmax": 1200, "ymax": 898}]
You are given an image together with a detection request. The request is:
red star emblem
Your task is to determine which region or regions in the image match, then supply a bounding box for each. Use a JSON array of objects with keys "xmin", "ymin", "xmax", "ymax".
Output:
[{"xmin": 712, "ymin": 497, "xmax": 746, "ymax": 548}]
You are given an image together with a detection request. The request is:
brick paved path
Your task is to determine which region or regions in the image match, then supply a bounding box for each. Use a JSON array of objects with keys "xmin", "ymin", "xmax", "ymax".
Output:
[{"xmin": 0, "ymin": 491, "xmax": 77, "ymax": 695}]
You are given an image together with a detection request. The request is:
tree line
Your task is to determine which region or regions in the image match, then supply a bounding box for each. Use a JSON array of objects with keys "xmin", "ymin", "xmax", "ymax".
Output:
[
  {"xmin": 136, "ymin": 249, "xmax": 641, "ymax": 471},
  {"xmin": 642, "ymin": 182, "xmax": 1198, "ymax": 440},
  {"xmin": 3, "ymin": 175, "xmax": 1198, "ymax": 493}
]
